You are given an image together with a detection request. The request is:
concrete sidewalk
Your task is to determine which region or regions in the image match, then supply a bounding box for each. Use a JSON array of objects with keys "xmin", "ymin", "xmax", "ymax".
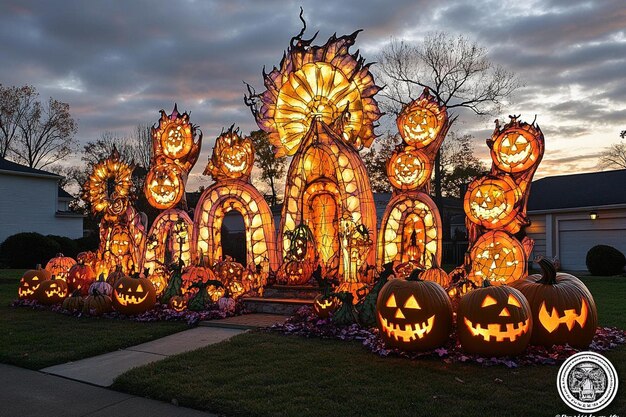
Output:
[
  {"xmin": 0, "ymin": 364, "xmax": 215, "ymax": 417},
  {"xmin": 41, "ymin": 326, "xmax": 244, "ymax": 386}
]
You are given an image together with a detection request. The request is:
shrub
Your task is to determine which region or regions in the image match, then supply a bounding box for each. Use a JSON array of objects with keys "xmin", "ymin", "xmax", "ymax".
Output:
[
  {"xmin": 0, "ymin": 232, "xmax": 61, "ymax": 268},
  {"xmin": 74, "ymin": 234, "xmax": 100, "ymax": 253},
  {"xmin": 586, "ymin": 245, "xmax": 626, "ymax": 276},
  {"xmin": 46, "ymin": 235, "xmax": 79, "ymax": 258}
]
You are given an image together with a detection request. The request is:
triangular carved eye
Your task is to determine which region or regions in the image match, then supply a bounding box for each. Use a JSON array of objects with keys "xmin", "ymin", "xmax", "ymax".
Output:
[
  {"xmin": 481, "ymin": 295, "xmax": 498, "ymax": 308},
  {"xmin": 508, "ymin": 294, "xmax": 521, "ymax": 308},
  {"xmin": 386, "ymin": 294, "xmax": 397, "ymax": 308},
  {"xmin": 404, "ymin": 295, "xmax": 421, "ymax": 309},
  {"xmin": 136, "ymin": 284, "xmax": 144, "ymax": 292}
]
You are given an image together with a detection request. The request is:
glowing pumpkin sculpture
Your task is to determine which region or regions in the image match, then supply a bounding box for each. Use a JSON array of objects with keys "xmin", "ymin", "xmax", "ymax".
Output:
[
  {"xmin": 45, "ymin": 253, "xmax": 76, "ymax": 281},
  {"xmin": 112, "ymin": 274, "xmax": 157, "ymax": 315},
  {"xmin": 17, "ymin": 265, "xmax": 51, "ymax": 299},
  {"xmin": 379, "ymin": 88, "xmax": 450, "ymax": 272},
  {"xmin": 510, "ymin": 258, "xmax": 598, "ymax": 348}
]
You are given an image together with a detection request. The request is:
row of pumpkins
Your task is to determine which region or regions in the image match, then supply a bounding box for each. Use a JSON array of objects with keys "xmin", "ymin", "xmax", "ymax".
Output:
[
  {"xmin": 16, "ymin": 253, "xmax": 254, "ymax": 315},
  {"xmin": 313, "ymin": 258, "xmax": 598, "ymax": 357}
]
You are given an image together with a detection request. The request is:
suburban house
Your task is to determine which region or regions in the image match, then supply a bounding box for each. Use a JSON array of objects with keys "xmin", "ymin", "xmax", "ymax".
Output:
[
  {"xmin": 526, "ymin": 169, "xmax": 626, "ymax": 271},
  {"xmin": 0, "ymin": 157, "xmax": 84, "ymax": 244}
]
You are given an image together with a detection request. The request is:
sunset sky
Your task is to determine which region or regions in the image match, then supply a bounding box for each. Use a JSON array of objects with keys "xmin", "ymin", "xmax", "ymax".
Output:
[{"xmin": 1, "ymin": 0, "xmax": 624, "ymax": 191}]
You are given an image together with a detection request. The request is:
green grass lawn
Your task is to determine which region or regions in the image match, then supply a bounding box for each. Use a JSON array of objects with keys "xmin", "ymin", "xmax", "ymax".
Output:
[
  {"xmin": 113, "ymin": 273, "xmax": 626, "ymax": 417},
  {"xmin": 0, "ymin": 269, "xmax": 188, "ymax": 369}
]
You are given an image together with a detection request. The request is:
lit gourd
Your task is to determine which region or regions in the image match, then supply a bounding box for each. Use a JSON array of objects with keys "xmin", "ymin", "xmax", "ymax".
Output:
[
  {"xmin": 45, "ymin": 253, "xmax": 76, "ymax": 281},
  {"xmin": 17, "ymin": 265, "xmax": 51, "ymax": 299},
  {"xmin": 35, "ymin": 277, "xmax": 69, "ymax": 304},
  {"xmin": 112, "ymin": 274, "xmax": 157, "ymax": 315}
]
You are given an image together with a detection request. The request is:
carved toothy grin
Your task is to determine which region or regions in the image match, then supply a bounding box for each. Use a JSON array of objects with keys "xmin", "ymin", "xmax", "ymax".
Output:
[
  {"xmin": 18, "ymin": 287, "xmax": 36, "ymax": 297},
  {"xmin": 500, "ymin": 151, "xmax": 530, "ymax": 164},
  {"xmin": 224, "ymin": 161, "xmax": 246, "ymax": 172},
  {"xmin": 538, "ymin": 299, "xmax": 588, "ymax": 333},
  {"xmin": 45, "ymin": 288, "xmax": 66, "ymax": 297},
  {"xmin": 115, "ymin": 292, "xmax": 149, "ymax": 306},
  {"xmin": 469, "ymin": 201, "xmax": 508, "ymax": 221},
  {"xmin": 378, "ymin": 313, "xmax": 435, "ymax": 342},
  {"xmin": 464, "ymin": 317, "xmax": 530, "ymax": 342}
]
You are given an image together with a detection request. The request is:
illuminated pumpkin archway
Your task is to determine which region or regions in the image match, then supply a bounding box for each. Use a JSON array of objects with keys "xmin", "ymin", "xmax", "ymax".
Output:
[
  {"xmin": 194, "ymin": 128, "xmax": 279, "ymax": 277},
  {"xmin": 143, "ymin": 209, "xmax": 193, "ymax": 275}
]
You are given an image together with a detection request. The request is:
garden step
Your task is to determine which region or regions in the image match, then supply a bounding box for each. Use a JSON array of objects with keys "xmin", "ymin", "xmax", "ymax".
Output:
[
  {"xmin": 262, "ymin": 284, "xmax": 321, "ymax": 299},
  {"xmin": 243, "ymin": 296, "xmax": 313, "ymax": 315}
]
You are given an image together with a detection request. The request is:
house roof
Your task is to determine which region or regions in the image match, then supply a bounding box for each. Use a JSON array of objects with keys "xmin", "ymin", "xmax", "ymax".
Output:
[
  {"xmin": 58, "ymin": 187, "xmax": 73, "ymax": 199},
  {"xmin": 528, "ymin": 169, "xmax": 626, "ymax": 211},
  {"xmin": 0, "ymin": 157, "xmax": 61, "ymax": 179}
]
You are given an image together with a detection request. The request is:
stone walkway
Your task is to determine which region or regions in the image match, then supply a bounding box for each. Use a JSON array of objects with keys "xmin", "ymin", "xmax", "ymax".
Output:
[{"xmin": 200, "ymin": 312, "xmax": 290, "ymax": 329}]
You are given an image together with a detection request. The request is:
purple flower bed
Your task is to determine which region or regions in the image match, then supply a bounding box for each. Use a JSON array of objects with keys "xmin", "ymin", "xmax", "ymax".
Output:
[
  {"xmin": 270, "ymin": 306, "xmax": 626, "ymax": 368},
  {"xmin": 11, "ymin": 298, "xmax": 247, "ymax": 326}
]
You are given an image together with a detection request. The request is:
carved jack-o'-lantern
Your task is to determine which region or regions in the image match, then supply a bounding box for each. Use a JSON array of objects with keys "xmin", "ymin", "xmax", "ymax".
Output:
[
  {"xmin": 376, "ymin": 275, "xmax": 453, "ymax": 351},
  {"xmin": 67, "ymin": 261, "xmax": 96, "ymax": 296},
  {"xmin": 161, "ymin": 123, "xmax": 193, "ymax": 160},
  {"xmin": 281, "ymin": 259, "xmax": 315, "ymax": 285},
  {"xmin": 181, "ymin": 261, "xmax": 217, "ymax": 294},
  {"xmin": 396, "ymin": 88, "xmax": 448, "ymax": 149},
  {"xmin": 510, "ymin": 258, "xmax": 598, "ymax": 348},
  {"xmin": 110, "ymin": 230, "xmax": 132, "ymax": 257},
  {"xmin": 213, "ymin": 257, "xmax": 245, "ymax": 285},
  {"xmin": 147, "ymin": 268, "xmax": 169, "ymax": 297},
  {"xmin": 205, "ymin": 127, "xmax": 254, "ymax": 181},
  {"xmin": 286, "ymin": 223, "xmax": 315, "ymax": 261},
  {"xmin": 168, "ymin": 295, "xmax": 188, "ymax": 312},
  {"xmin": 468, "ymin": 231, "xmax": 526, "ymax": 286},
  {"xmin": 45, "ymin": 253, "xmax": 76, "ymax": 281},
  {"xmin": 313, "ymin": 294, "xmax": 338, "ymax": 319},
  {"xmin": 457, "ymin": 281, "xmax": 532, "ymax": 356},
  {"xmin": 17, "ymin": 265, "xmax": 51, "ymax": 299},
  {"xmin": 35, "ymin": 277, "xmax": 69, "ymax": 304},
  {"xmin": 491, "ymin": 125, "xmax": 542, "ymax": 174},
  {"xmin": 112, "ymin": 275, "xmax": 157, "ymax": 315},
  {"xmin": 464, "ymin": 175, "xmax": 521, "ymax": 229},
  {"xmin": 387, "ymin": 147, "xmax": 430, "ymax": 191},
  {"xmin": 145, "ymin": 161, "xmax": 185, "ymax": 210}
]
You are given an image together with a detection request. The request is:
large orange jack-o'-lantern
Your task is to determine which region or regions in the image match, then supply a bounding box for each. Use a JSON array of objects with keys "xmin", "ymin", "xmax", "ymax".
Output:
[
  {"xmin": 386, "ymin": 147, "xmax": 431, "ymax": 191},
  {"xmin": 112, "ymin": 274, "xmax": 157, "ymax": 315},
  {"xmin": 457, "ymin": 281, "xmax": 532, "ymax": 356},
  {"xmin": 464, "ymin": 175, "xmax": 521, "ymax": 229},
  {"xmin": 144, "ymin": 159, "xmax": 185, "ymax": 209},
  {"xmin": 376, "ymin": 272, "xmax": 452, "ymax": 351},
  {"xmin": 490, "ymin": 121, "xmax": 543, "ymax": 174},
  {"xmin": 45, "ymin": 253, "xmax": 76, "ymax": 281},
  {"xmin": 510, "ymin": 258, "xmax": 598, "ymax": 348},
  {"xmin": 35, "ymin": 277, "xmax": 69, "ymax": 304},
  {"xmin": 205, "ymin": 127, "xmax": 254, "ymax": 181},
  {"xmin": 17, "ymin": 265, "xmax": 51, "ymax": 299},
  {"xmin": 468, "ymin": 231, "xmax": 526, "ymax": 286}
]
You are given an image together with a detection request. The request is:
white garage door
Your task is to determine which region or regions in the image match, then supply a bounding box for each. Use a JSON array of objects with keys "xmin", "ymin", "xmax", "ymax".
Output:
[{"xmin": 559, "ymin": 217, "xmax": 626, "ymax": 271}]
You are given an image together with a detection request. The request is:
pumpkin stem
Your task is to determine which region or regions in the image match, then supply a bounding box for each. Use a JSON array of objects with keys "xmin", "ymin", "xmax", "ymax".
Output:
[
  {"xmin": 481, "ymin": 279, "xmax": 492, "ymax": 288},
  {"xmin": 407, "ymin": 268, "xmax": 423, "ymax": 282},
  {"xmin": 98, "ymin": 273, "xmax": 106, "ymax": 282},
  {"xmin": 36, "ymin": 263, "xmax": 42, "ymax": 270},
  {"xmin": 536, "ymin": 257, "xmax": 558, "ymax": 285}
]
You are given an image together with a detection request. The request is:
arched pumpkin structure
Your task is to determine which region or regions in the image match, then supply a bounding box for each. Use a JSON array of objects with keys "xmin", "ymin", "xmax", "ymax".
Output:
[
  {"xmin": 245, "ymin": 25, "xmax": 382, "ymax": 283},
  {"xmin": 379, "ymin": 89, "xmax": 451, "ymax": 270},
  {"xmin": 143, "ymin": 209, "xmax": 193, "ymax": 275},
  {"xmin": 193, "ymin": 127, "xmax": 279, "ymax": 280}
]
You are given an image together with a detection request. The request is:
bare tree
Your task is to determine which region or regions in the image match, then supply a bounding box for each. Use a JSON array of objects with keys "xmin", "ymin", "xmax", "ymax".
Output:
[
  {"xmin": 376, "ymin": 32, "xmax": 521, "ymax": 201},
  {"xmin": 440, "ymin": 132, "xmax": 487, "ymax": 197},
  {"xmin": 10, "ymin": 93, "xmax": 77, "ymax": 169},
  {"xmin": 0, "ymin": 84, "xmax": 38, "ymax": 158},
  {"xmin": 250, "ymin": 130, "xmax": 287, "ymax": 206},
  {"xmin": 599, "ymin": 143, "xmax": 626, "ymax": 169},
  {"xmin": 129, "ymin": 123, "xmax": 152, "ymax": 169},
  {"xmin": 361, "ymin": 133, "xmax": 400, "ymax": 193}
]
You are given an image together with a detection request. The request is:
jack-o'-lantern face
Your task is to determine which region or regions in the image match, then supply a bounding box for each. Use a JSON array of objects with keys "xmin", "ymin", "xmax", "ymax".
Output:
[
  {"xmin": 312, "ymin": 294, "xmax": 338, "ymax": 319},
  {"xmin": 281, "ymin": 259, "xmax": 314, "ymax": 285},
  {"xmin": 227, "ymin": 280, "xmax": 245, "ymax": 299},
  {"xmin": 491, "ymin": 127, "xmax": 541, "ymax": 173},
  {"xmin": 205, "ymin": 128, "xmax": 254, "ymax": 180},
  {"xmin": 213, "ymin": 257, "xmax": 245, "ymax": 285},
  {"xmin": 468, "ymin": 231, "xmax": 526, "ymax": 286},
  {"xmin": 112, "ymin": 275, "xmax": 157, "ymax": 315},
  {"xmin": 387, "ymin": 148, "xmax": 430, "ymax": 190},
  {"xmin": 111, "ymin": 231, "xmax": 132, "ymax": 256},
  {"xmin": 465, "ymin": 175, "xmax": 520, "ymax": 229},
  {"xmin": 396, "ymin": 90, "xmax": 448, "ymax": 149},
  {"xmin": 36, "ymin": 278, "xmax": 69, "ymax": 304},
  {"xmin": 207, "ymin": 285, "xmax": 226, "ymax": 302},
  {"xmin": 510, "ymin": 258, "xmax": 598, "ymax": 348},
  {"xmin": 18, "ymin": 266, "xmax": 51, "ymax": 299},
  {"xmin": 287, "ymin": 223, "xmax": 315, "ymax": 261},
  {"xmin": 168, "ymin": 295, "xmax": 187, "ymax": 312},
  {"xmin": 161, "ymin": 124, "xmax": 193, "ymax": 160},
  {"xmin": 145, "ymin": 162, "xmax": 184, "ymax": 209},
  {"xmin": 376, "ymin": 278, "xmax": 453, "ymax": 351},
  {"xmin": 457, "ymin": 284, "xmax": 532, "ymax": 356}
]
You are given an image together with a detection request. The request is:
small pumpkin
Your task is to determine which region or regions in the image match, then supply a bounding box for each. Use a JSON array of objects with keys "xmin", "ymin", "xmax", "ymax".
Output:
[
  {"xmin": 67, "ymin": 261, "xmax": 96, "ymax": 296},
  {"xmin": 35, "ymin": 277, "xmax": 69, "ymax": 304},
  {"xmin": 213, "ymin": 256, "xmax": 245, "ymax": 285},
  {"xmin": 457, "ymin": 281, "xmax": 532, "ymax": 356},
  {"xmin": 419, "ymin": 260, "xmax": 451, "ymax": 288},
  {"xmin": 83, "ymin": 289, "xmax": 113, "ymax": 316},
  {"xmin": 312, "ymin": 294, "xmax": 338, "ymax": 319},
  {"xmin": 89, "ymin": 273, "xmax": 113, "ymax": 296},
  {"xmin": 168, "ymin": 295, "xmax": 187, "ymax": 312},
  {"xmin": 182, "ymin": 258, "xmax": 217, "ymax": 294},
  {"xmin": 105, "ymin": 264, "xmax": 125, "ymax": 286},
  {"xmin": 62, "ymin": 290, "xmax": 85, "ymax": 312},
  {"xmin": 281, "ymin": 259, "xmax": 314, "ymax": 285},
  {"xmin": 376, "ymin": 270, "xmax": 453, "ymax": 351},
  {"xmin": 510, "ymin": 258, "xmax": 598, "ymax": 348},
  {"xmin": 110, "ymin": 230, "xmax": 132, "ymax": 257},
  {"xmin": 112, "ymin": 274, "xmax": 157, "ymax": 315},
  {"xmin": 18, "ymin": 264, "xmax": 51, "ymax": 299},
  {"xmin": 45, "ymin": 253, "xmax": 76, "ymax": 281},
  {"xmin": 147, "ymin": 268, "xmax": 168, "ymax": 296}
]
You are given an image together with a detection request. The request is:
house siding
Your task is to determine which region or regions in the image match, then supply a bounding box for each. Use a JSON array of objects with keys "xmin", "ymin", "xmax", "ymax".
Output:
[{"xmin": 0, "ymin": 173, "xmax": 83, "ymax": 243}]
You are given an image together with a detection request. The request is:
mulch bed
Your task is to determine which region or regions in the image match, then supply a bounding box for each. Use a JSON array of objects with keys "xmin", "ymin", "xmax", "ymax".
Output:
[
  {"xmin": 269, "ymin": 306, "xmax": 626, "ymax": 367},
  {"xmin": 10, "ymin": 298, "xmax": 247, "ymax": 326}
]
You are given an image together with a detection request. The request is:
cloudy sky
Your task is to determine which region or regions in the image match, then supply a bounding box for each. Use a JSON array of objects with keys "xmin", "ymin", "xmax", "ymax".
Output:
[{"xmin": 1, "ymin": 0, "xmax": 624, "ymax": 190}]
